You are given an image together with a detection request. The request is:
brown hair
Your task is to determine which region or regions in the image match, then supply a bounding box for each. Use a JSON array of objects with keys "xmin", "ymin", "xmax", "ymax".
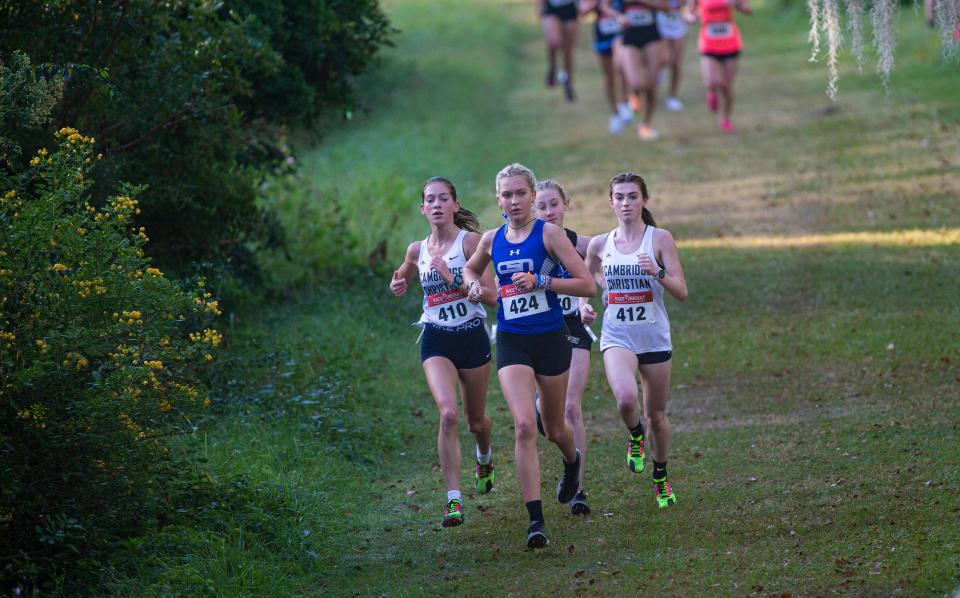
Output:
[
  {"xmin": 421, "ymin": 176, "xmax": 482, "ymax": 233},
  {"xmin": 608, "ymin": 172, "xmax": 656, "ymax": 226},
  {"xmin": 535, "ymin": 179, "xmax": 570, "ymax": 206}
]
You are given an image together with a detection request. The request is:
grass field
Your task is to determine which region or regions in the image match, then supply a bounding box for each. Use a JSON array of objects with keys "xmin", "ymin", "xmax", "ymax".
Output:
[{"xmin": 104, "ymin": 0, "xmax": 959, "ymax": 595}]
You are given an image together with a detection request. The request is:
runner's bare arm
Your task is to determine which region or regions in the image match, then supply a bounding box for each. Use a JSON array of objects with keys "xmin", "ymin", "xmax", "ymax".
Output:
[
  {"xmin": 390, "ymin": 241, "xmax": 420, "ymax": 297},
  {"xmin": 463, "ymin": 231, "xmax": 499, "ymax": 307},
  {"xmin": 464, "ymin": 230, "xmax": 495, "ymax": 304},
  {"xmin": 543, "ymin": 222, "xmax": 596, "ymax": 297},
  {"xmin": 654, "ymin": 229, "xmax": 688, "ymax": 301},
  {"xmin": 575, "ymin": 233, "xmax": 592, "ymax": 258}
]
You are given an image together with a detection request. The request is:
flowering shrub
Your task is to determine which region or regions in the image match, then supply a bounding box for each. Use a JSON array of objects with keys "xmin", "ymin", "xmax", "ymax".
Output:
[{"xmin": 0, "ymin": 130, "xmax": 221, "ymax": 589}]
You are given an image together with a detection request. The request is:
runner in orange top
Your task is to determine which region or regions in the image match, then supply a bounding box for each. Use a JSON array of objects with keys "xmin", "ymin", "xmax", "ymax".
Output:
[{"xmin": 685, "ymin": 0, "xmax": 751, "ymax": 132}]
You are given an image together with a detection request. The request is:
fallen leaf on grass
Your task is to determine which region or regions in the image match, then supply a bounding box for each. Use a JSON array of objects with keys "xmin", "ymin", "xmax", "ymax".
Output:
[
  {"xmin": 568, "ymin": 544, "xmax": 575, "ymax": 553},
  {"xmin": 406, "ymin": 488, "xmax": 417, "ymax": 495},
  {"xmin": 574, "ymin": 570, "xmax": 585, "ymax": 578},
  {"xmin": 408, "ymin": 504, "xmax": 420, "ymax": 512}
]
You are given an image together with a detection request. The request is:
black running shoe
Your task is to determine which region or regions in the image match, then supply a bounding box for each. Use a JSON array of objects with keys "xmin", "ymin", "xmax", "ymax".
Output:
[
  {"xmin": 563, "ymin": 80, "xmax": 576, "ymax": 102},
  {"xmin": 556, "ymin": 449, "xmax": 581, "ymax": 503},
  {"xmin": 526, "ymin": 520, "xmax": 549, "ymax": 548},
  {"xmin": 546, "ymin": 67, "xmax": 556, "ymax": 88},
  {"xmin": 534, "ymin": 392, "xmax": 546, "ymax": 438},
  {"xmin": 569, "ymin": 490, "xmax": 591, "ymax": 515}
]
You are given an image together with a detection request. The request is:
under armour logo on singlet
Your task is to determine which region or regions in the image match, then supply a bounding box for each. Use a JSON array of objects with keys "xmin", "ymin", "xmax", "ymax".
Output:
[{"xmin": 509, "ymin": 249, "xmax": 521, "ymax": 256}]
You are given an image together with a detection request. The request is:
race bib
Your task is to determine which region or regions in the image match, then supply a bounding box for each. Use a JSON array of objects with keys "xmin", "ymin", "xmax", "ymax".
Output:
[
  {"xmin": 557, "ymin": 294, "xmax": 579, "ymax": 316},
  {"xmin": 625, "ymin": 8, "xmax": 655, "ymax": 26},
  {"xmin": 660, "ymin": 10, "xmax": 683, "ymax": 23},
  {"xmin": 500, "ymin": 283, "xmax": 549, "ymax": 321},
  {"xmin": 427, "ymin": 288, "xmax": 472, "ymax": 325},
  {"xmin": 608, "ymin": 290, "xmax": 655, "ymax": 325},
  {"xmin": 597, "ymin": 16, "xmax": 621, "ymax": 35},
  {"xmin": 705, "ymin": 22, "xmax": 734, "ymax": 38}
]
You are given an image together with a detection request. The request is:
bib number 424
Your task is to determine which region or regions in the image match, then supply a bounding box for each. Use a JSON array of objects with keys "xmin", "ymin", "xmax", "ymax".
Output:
[{"xmin": 509, "ymin": 294, "xmax": 540, "ymax": 316}]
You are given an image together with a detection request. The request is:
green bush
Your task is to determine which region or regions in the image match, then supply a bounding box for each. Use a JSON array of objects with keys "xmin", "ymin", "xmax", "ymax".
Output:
[
  {"xmin": 0, "ymin": 130, "xmax": 221, "ymax": 591},
  {"xmin": 0, "ymin": 2, "xmax": 392, "ymax": 276}
]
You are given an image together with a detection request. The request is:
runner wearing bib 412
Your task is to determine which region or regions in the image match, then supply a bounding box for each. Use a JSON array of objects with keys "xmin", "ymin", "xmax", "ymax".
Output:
[{"xmin": 599, "ymin": 225, "xmax": 672, "ymax": 354}]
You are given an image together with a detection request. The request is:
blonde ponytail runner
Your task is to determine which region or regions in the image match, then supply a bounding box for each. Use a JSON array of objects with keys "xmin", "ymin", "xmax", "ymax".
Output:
[
  {"xmin": 535, "ymin": 179, "xmax": 570, "ymax": 206},
  {"xmin": 609, "ymin": 171, "xmax": 656, "ymax": 226}
]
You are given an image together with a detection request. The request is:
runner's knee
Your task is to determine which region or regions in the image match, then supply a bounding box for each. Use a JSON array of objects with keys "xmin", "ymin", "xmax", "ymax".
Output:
[{"xmin": 439, "ymin": 407, "xmax": 459, "ymax": 432}]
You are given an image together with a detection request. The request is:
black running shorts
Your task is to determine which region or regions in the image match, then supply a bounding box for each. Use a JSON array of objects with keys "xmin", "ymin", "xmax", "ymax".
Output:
[
  {"xmin": 496, "ymin": 326, "xmax": 572, "ymax": 376},
  {"xmin": 542, "ymin": 0, "xmax": 579, "ymax": 21},
  {"xmin": 622, "ymin": 24, "xmax": 661, "ymax": 48},
  {"xmin": 420, "ymin": 319, "xmax": 492, "ymax": 370},
  {"xmin": 701, "ymin": 50, "xmax": 741, "ymax": 61},
  {"xmin": 564, "ymin": 314, "xmax": 593, "ymax": 351}
]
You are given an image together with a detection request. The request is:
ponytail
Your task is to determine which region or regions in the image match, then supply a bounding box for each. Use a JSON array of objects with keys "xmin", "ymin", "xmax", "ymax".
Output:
[
  {"xmin": 641, "ymin": 207, "xmax": 657, "ymax": 226},
  {"xmin": 454, "ymin": 207, "xmax": 483, "ymax": 233}
]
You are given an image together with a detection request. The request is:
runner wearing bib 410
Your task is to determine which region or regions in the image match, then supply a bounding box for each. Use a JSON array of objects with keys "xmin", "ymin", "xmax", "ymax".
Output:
[{"xmin": 418, "ymin": 229, "xmax": 487, "ymax": 327}]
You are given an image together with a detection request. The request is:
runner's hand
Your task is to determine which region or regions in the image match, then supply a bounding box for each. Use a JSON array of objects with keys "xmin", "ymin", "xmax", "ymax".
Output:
[
  {"xmin": 430, "ymin": 256, "xmax": 453, "ymax": 285},
  {"xmin": 511, "ymin": 272, "xmax": 535, "ymax": 292},
  {"xmin": 467, "ymin": 280, "xmax": 483, "ymax": 304},
  {"xmin": 637, "ymin": 252, "xmax": 658, "ymax": 276},
  {"xmin": 390, "ymin": 269, "xmax": 407, "ymax": 296},
  {"xmin": 580, "ymin": 303, "xmax": 597, "ymax": 325}
]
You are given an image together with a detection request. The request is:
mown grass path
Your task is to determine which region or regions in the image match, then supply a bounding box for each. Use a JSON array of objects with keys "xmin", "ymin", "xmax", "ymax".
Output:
[{"xmin": 109, "ymin": 1, "xmax": 959, "ymax": 595}]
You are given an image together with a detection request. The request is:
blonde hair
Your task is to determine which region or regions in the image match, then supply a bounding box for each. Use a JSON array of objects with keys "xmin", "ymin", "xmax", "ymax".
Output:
[
  {"xmin": 609, "ymin": 172, "xmax": 656, "ymax": 226},
  {"xmin": 535, "ymin": 179, "xmax": 569, "ymax": 206},
  {"xmin": 495, "ymin": 163, "xmax": 537, "ymax": 195}
]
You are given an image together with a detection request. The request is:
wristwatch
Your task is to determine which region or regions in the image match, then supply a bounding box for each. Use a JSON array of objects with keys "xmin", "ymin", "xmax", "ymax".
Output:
[
  {"xmin": 656, "ymin": 266, "xmax": 666, "ymax": 280},
  {"xmin": 452, "ymin": 273, "xmax": 464, "ymax": 287}
]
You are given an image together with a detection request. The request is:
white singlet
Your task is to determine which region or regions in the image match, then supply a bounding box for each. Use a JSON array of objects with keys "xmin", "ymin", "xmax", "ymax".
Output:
[
  {"xmin": 599, "ymin": 225, "xmax": 672, "ymax": 354},
  {"xmin": 418, "ymin": 229, "xmax": 486, "ymax": 327}
]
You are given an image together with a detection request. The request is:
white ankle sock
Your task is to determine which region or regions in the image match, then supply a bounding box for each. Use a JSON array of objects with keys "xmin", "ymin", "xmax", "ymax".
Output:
[
  {"xmin": 447, "ymin": 490, "xmax": 462, "ymax": 502},
  {"xmin": 477, "ymin": 446, "xmax": 492, "ymax": 465}
]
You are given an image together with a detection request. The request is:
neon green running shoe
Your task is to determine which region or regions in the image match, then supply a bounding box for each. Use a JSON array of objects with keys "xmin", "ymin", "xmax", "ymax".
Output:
[
  {"xmin": 442, "ymin": 498, "xmax": 464, "ymax": 527},
  {"xmin": 627, "ymin": 433, "xmax": 645, "ymax": 473},
  {"xmin": 476, "ymin": 459, "xmax": 495, "ymax": 494},
  {"xmin": 653, "ymin": 477, "xmax": 676, "ymax": 509}
]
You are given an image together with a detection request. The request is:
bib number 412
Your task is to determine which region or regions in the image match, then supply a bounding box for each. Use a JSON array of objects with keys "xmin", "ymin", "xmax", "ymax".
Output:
[{"xmin": 615, "ymin": 305, "xmax": 647, "ymax": 323}]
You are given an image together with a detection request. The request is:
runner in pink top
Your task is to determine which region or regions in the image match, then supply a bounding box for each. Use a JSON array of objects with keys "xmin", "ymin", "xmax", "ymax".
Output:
[{"xmin": 685, "ymin": 0, "xmax": 751, "ymax": 131}]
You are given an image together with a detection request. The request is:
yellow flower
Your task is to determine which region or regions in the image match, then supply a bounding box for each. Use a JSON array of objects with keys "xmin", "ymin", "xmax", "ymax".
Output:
[
  {"xmin": 145, "ymin": 267, "xmax": 163, "ymax": 277},
  {"xmin": 51, "ymin": 263, "xmax": 67, "ymax": 272},
  {"xmin": 204, "ymin": 354, "xmax": 213, "ymax": 362},
  {"xmin": 159, "ymin": 400, "xmax": 172, "ymax": 413},
  {"xmin": 77, "ymin": 227, "xmax": 86, "ymax": 236},
  {"xmin": 38, "ymin": 148, "xmax": 48, "ymax": 156},
  {"xmin": 144, "ymin": 360, "xmax": 163, "ymax": 370},
  {"xmin": 30, "ymin": 157, "xmax": 40, "ymax": 166},
  {"xmin": 35, "ymin": 339, "xmax": 49, "ymax": 353}
]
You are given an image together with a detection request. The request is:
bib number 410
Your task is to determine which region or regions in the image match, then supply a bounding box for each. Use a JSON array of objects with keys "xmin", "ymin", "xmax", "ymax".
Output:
[{"xmin": 437, "ymin": 302, "xmax": 469, "ymax": 322}]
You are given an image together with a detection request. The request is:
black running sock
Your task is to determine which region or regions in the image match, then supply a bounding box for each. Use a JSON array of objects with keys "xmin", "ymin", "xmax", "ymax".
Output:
[
  {"xmin": 629, "ymin": 418, "xmax": 645, "ymax": 438},
  {"xmin": 525, "ymin": 500, "xmax": 544, "ymax": 523},
  {"xmin": 564, "ymin": 450, "xmax": 580, "ymax": 470},
  {"xmin": 652, "ymin": 460, "xmax": 667, "ymax": 480}
]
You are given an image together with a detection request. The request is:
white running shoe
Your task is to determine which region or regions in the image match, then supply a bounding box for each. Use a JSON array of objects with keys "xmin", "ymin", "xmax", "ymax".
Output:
[
  {"xmin": 557, "ymin": 70, "xmax": 569, "ymax": 84},
  {"xmin": 617, "ymin": 102, "xmax": 635, "ymax": 123},
  {"xmin": 608, "ymin": 114, "xmax": 626, "ymax": 135},
  {"xmin": 665, "ymin": 96, "xmax": 684, "ymax": 111}
]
